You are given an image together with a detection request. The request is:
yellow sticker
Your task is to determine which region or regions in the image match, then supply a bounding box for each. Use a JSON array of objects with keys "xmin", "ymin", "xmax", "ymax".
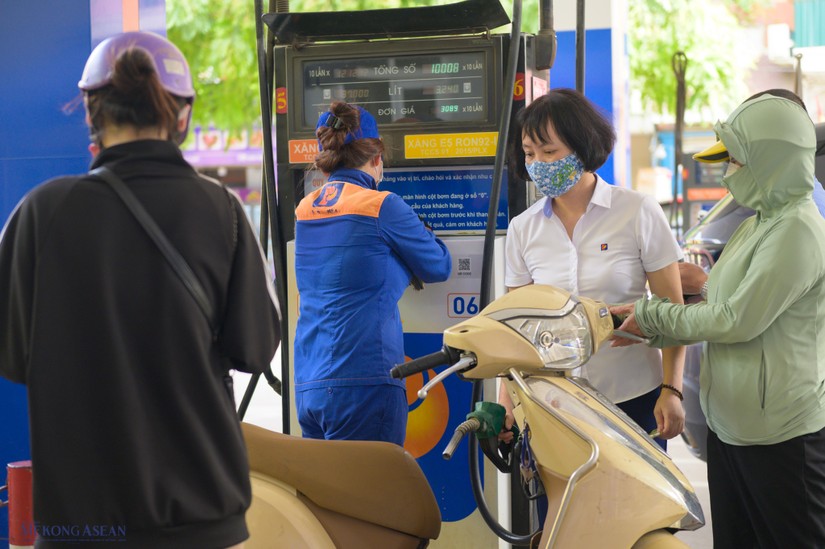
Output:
[
  {"xmin": 162, "ymin": 58, "xmax": 186, "ymax": 76},
  {"xmin": 405, "ymin": 132, "xmax": 498, "ymax": 159}
]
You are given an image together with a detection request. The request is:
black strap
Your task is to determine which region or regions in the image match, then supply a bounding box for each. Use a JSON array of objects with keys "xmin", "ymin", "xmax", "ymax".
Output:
[{"xmin": 89, "ymin": 167, "xmax": 218, "ymax": 338}]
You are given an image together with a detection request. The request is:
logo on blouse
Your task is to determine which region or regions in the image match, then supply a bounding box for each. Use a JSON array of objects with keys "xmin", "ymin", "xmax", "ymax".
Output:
[
  {"xmin": 314, "ymin": 183, "xmax": 344, "ymax": 208},
  {"xmin": 600, "ymin": 243, "xmax": 608, "ymax": 251}
]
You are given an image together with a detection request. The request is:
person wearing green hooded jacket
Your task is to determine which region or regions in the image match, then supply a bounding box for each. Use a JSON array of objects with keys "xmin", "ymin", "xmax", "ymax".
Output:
[{"xmin": 610, "ymin": 94, "xmax": 825, "ymax": 548}]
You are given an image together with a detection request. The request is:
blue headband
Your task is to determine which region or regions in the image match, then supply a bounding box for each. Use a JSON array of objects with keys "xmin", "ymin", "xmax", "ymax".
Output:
[{"xmin": 315, "ymin": 105, "xmax": 379, "ymax": 151}]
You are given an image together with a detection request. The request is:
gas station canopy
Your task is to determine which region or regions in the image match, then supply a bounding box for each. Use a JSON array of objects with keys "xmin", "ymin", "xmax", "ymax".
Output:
[{"xmin": 263, "ymin": 0, "xmax": 509, "ymax": 44}]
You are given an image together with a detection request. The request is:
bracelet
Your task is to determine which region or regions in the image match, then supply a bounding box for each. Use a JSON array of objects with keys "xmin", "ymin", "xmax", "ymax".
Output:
[
  {"xmin": 661, "ymin": 384, "xmax": 684, "ymax": 401},
  {"xmin": 700, "ymin": 281, "xmax": 709, "ymax": 300}
]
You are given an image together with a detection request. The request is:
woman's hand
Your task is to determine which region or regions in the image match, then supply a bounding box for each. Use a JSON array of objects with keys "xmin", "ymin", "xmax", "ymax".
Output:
[
  {"xmin": 498, "ymin": 383, "xmax": 517, "ymax": 444},
  {"xmin": 608, "ymin": 304, "xmax": 645, "ymax": 347},
  {"xmin": 609, "ymin": 303, "xmax": 634, "ymax": 320},
  {"xmin": 498, "ymin": 409, "xmax": 516, "ymax": 444},
  {"xmin": 679, "ymin": 262, "xmax": 708, "ymax": 296},
  {"xmin": 654, "ymin": 389, "xmax": 685, "ymax": 439}
]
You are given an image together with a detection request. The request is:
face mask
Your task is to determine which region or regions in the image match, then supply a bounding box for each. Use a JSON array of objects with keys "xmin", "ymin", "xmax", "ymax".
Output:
[
  {"xmin": 720, "ymin": 162, "xmax": 755, "ymax": 209},
  {"xmin": 724, "ymin": 161, "xmax": 740, "ymax": 178},
  {"xmin": 526, "ymin": 153, "xmax": 585, "ymax": 198},
  {"xmin": 370, "ymin": 158, "xmax": 383, "ymax": 187}
]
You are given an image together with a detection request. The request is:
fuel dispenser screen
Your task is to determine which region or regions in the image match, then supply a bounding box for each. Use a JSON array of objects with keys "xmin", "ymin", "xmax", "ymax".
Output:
[{"xmin": 300, "ymin": 51, "xmax": 490, "ymax": 127}]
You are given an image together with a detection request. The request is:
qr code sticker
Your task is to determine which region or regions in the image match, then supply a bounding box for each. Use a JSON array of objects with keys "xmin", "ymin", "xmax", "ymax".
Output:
[{"xmin": 458, "ymin": 258, "xmax": 471, "ymax": 272}]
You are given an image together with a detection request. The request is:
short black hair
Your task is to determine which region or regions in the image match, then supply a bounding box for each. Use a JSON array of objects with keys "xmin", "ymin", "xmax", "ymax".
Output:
[{"xmin": 509, "ymin": 88, "xmax": 616, "ymax": 181}]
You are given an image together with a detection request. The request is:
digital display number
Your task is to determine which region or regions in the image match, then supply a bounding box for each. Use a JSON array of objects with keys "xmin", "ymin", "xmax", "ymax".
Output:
[
  {"xmin": 301, "ymin": 50, "xmax": 488, "ymax": 127},
  {"xmin": 428, "ymin": 62, "xmax": 460, "ymax": 74}
]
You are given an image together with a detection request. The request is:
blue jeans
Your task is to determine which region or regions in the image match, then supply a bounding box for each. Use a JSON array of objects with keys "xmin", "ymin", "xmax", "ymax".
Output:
[{"xmin": 296, "ymin": 384, "xmax": 408, "ymax": 445}]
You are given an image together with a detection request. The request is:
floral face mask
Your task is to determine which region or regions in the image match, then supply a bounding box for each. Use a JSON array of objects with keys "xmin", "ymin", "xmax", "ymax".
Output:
[{"xmin": 526, "ymin": 153, "xmax": 585, "ymax": 198}]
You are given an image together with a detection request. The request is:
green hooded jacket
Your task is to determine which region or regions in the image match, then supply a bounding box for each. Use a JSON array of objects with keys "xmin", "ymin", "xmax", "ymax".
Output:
[{"xmin": 635, "ymin": 95, "xmax": 825, "ymax": 446}]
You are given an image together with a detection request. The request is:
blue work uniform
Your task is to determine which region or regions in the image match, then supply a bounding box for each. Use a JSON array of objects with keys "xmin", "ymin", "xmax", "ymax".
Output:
[{"xmin": 294, "ymin": 168, "xmax": 451, "ymax": 444}]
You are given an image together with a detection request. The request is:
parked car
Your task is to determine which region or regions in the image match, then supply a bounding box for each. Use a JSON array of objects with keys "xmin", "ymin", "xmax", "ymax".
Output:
[{"xmin": 679, "ymin": 121, "xmax": 825, "ymax": 461}]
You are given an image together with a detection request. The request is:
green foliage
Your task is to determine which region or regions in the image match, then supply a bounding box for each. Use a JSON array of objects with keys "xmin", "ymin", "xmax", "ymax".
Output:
[
  {"xmin": 507, "ymin": 0, "xmax": 539, "ymax": 33},
  {"xmin": 167, "ymin": 0, "xmax": 456, "ymax": 134},
  {"xmin": 167, "ymin": 0, "xmax": 753, "ymax": 132},
  {"xmin": 167, "ymin": 0, "xmax": 260, "ymax": 135},
  {"xmin": 628, "ymin": 0, "xmax": 749, "ymax": 119}
]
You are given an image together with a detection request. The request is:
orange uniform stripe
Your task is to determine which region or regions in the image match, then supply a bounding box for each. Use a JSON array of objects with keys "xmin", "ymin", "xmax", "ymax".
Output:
[{"xmin": 296, "ymin": 183, "xmax": 388, "ymax": 220}]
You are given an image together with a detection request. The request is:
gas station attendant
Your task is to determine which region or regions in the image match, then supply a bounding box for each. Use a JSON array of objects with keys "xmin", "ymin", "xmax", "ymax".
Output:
[{"xmin": 293, "ymin": 101, "xmax": 452, "ymax": 445}]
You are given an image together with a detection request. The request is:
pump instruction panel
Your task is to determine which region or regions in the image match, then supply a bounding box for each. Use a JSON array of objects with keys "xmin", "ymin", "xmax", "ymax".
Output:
[{"xmin": 300, "ymin": 51, "xmax": 490, "ymax": 127}]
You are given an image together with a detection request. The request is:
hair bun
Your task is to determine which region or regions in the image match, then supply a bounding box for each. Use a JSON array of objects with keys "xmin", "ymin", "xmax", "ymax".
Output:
[{"xmin": 324, "ymin": 114, "xmax": 347, "ymax": 131}]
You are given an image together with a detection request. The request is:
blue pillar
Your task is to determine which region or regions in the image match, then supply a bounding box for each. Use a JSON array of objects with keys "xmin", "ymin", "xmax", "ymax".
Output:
[
  {"xmin": 550, "ymin": 0, "xmax": 630, "ymax": 188},
  {"xmin": 0, "ymin": 4, "xmax": 89, "ymax": 540},
  {"xmin": 0, "ymin": 0, "xmax": 165, "ymax": 540}
]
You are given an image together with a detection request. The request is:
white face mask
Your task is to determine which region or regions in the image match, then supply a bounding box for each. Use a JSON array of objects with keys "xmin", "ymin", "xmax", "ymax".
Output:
[
  {"xmin": 375, "ymin": 159, "xmax": 384, "ymax": 186},
  {"xmin": 725, "ymin": 161, "xmax": 741, "ymax": 177}
]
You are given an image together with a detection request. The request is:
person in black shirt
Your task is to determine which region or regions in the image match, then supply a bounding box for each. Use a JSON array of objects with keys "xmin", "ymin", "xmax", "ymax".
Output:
[{"xmin": 0, "ymin": 31, "xmax": 280, "ymax": 549}]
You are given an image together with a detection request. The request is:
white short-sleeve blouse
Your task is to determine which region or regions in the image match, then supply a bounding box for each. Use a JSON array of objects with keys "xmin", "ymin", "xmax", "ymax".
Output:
[{"xmin": 505, "ymin": 175, "xmax": 683, "ymax": 402}]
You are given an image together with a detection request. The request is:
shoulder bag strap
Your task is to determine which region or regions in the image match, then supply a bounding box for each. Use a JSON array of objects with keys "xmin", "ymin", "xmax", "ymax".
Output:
[{"xmin": 89, "ymin": 166, "xmax": 218, "ymax": 339}]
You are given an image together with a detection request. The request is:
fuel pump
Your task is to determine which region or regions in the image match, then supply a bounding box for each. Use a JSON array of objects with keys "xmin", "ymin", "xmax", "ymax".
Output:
[{"xmin": 250, "ymin": 0, "xmax": 552, "ymax": 545}]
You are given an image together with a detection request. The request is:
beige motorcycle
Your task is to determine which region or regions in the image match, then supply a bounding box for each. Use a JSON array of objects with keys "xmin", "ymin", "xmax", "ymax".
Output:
[{"xmin": 242, "ymin": 284, "xmax": 704, "ymax": 548}]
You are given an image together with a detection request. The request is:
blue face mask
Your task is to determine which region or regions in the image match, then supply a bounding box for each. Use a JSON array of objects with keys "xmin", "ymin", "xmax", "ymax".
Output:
[{"xmin": 526, "ymin": 153, "xmax": 585, "ymax": 198}]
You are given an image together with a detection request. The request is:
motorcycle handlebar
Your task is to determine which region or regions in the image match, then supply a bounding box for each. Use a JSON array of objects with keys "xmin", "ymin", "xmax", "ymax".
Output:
[{"xmin": 390, "ymin": 346, "xmax": 460, "ymax": 379}]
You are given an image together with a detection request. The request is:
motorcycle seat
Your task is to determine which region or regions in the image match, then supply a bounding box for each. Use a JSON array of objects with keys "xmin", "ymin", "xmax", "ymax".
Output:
[{"xmin": 242, "ymin": 422, "xmax": 441, "ymax": 541}]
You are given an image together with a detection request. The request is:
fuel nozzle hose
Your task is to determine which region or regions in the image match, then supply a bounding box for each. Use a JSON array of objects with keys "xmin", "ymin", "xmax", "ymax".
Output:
[
  {"xmin": 443, "ymin": 418, "xmax": 482, "ymax": 460},
  {"xmin": 444, "ymin": 402, "xmax": 519, "ymax": 469}
]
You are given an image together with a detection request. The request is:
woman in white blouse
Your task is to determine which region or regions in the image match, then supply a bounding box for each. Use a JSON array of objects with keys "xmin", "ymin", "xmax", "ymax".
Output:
[{"xmin": 500, "ymin": 89, "xmax": 686, "ymax": 448}]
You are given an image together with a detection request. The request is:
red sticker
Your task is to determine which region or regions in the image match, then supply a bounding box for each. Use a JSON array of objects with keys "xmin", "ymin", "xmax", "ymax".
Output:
[
  {"xmin": 513, "ymin": 74, "xmax": 525, "ymax": 101},
  {"xmin": 275, "ymin": 87, "xmax": 287, "ymax": 115}
]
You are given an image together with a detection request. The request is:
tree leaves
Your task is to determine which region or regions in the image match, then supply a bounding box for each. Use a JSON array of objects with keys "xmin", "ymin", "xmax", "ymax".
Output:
[
  {"xmin": 628, "ymin": 0, "xmax": 750, "ymax": 120},
  {"xmin": 166, "ymin": 0, "xmax": 754, "ymax": 135},
  {"xmin": 168, "ymin": 0, "xmax": 260, "ymax": 136}
]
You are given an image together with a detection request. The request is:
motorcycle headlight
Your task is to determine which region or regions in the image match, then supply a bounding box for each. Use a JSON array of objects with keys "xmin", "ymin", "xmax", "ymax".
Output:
[{"xmin": 497, "ymin": 299, "xmax": 593, "ymax": 370}]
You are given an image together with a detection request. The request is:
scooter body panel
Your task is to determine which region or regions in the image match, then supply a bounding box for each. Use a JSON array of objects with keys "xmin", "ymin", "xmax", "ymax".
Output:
[
  {"xmin": 507, "ymin": 375, "xmax": 703, "ymax": 548},
  {"xmin": 631, "ymin": 529, "xmax": 691, "ymax": 548},
  {"xmin": 242, "ymin": 422, "xmax": 441, "ymax": 547},
  {"xmin": 242, "ymin": 422, "xmax": 441, "ymax": 540},
  {"xmin": 246, "ymin": 472, "xmax": 335, "ymax": 549},
  {"xmin": 300, "ymin": 493, "xmax": 436, "ymax": 549},
  {"xmin": 247, "ymin": 470, "xmax": 437, "ymax": 549}
]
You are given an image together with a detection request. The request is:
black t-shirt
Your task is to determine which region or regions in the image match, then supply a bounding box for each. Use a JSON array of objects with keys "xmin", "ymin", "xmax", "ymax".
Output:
[{"xmin": 0, "ymin": 140, "xmax": 280, "ymax": 548}]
